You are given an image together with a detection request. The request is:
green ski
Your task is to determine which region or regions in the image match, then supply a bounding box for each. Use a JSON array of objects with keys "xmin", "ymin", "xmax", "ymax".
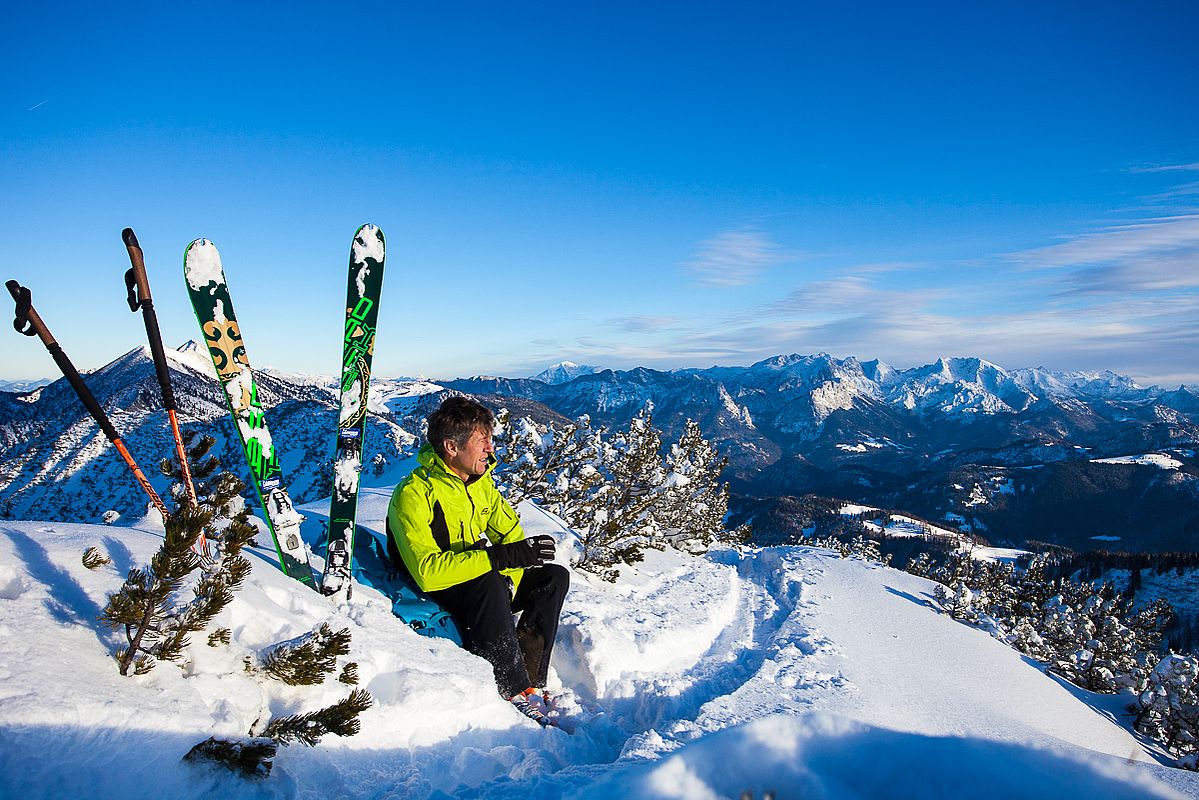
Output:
[
  {"xmin": 321, "ymin": 224, "xmax": 386, "ymax": 597},
  {"xmin": 184, "ymin": 238, "xmax": 318, "ymax": 588}
]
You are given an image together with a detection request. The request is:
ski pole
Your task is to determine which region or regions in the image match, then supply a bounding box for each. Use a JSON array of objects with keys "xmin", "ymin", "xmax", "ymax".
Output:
[
  {"xmin": 6, "ymin": 279, "xmax": 171, "ymax": 524},
  {"xmin": 122, "ymin": 228, "xmax": 202, "ymax": 512}
]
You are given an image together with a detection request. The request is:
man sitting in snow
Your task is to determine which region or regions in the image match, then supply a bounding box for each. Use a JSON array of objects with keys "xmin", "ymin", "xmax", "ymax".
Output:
[{"xmin": 387, "ymin": 395, "xmax": 569, "ymax": 724}]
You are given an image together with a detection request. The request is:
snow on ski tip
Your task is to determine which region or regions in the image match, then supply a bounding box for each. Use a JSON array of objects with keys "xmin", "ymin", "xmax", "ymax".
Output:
[
  {"xmin": 351, "ymin": 223, "xmax": 385, "ymax": 265},
  {"xmin": 183, "ymin": 238, "xmax": 223, "ymax": 291},
  {"xmin": 349, "ymin": 224, "xmax": 384, "ymax": 299},
  {"xmin": 339, "ymin": 376, "xmax": 366, "ymax": 426}
]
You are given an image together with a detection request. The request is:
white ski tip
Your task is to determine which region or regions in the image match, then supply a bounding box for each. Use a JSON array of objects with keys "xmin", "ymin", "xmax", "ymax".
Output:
[
  {"xmin": 184, "ymin": 239, "xmax": 224, "ymax": 291},
  {"xmin": 352, "ymin": 225, "xmax": 385, "ymax": 264}
]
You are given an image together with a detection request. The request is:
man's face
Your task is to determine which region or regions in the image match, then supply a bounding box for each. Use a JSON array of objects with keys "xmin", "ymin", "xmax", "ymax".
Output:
[{"xmin": 443, "ymin": 426, "xmax": 494, "ymax": 480}]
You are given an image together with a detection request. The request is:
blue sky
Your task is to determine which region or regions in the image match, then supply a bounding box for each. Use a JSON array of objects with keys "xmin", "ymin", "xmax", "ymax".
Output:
[{"xmin": 2, "ymin": 1, "xmax": 1198, "ymax": 386}]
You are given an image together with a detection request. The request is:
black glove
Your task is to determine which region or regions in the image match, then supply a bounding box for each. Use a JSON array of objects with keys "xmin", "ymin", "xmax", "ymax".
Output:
[{"xmin": 487, "ymin": 535, "xmax": 555, "ymax": 571}]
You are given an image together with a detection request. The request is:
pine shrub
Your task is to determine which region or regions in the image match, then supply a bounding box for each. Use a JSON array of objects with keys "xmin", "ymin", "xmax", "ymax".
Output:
[
  {"xmin": 99, "ymin": 436, "xmax": 255, "ymax": 676},
  {"xmin": 259, "ymin": 624, "xmax": 352, "ymax": 686},
  {"xmin": 339, "ymin": 662, "xmax": 360, "ymax": 685},
  {"xmin": 82, "ymin": 547, "xmax": 111, "ymax": 570},
  {"xmin": 261, "ymin": 688, "xmax": 374, "ymax": 746}
]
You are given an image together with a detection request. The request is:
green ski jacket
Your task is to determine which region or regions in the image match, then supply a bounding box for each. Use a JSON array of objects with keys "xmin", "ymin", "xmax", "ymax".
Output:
[{"xmin": 387, "ymin": 443, "xmax": 527, "ymax": 593}]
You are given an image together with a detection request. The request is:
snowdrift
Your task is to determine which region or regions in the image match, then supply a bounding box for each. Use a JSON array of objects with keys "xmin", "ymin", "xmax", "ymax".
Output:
[{"xmin": 0, "ymin": 487, "xmax": 1192, "ymax": 799}]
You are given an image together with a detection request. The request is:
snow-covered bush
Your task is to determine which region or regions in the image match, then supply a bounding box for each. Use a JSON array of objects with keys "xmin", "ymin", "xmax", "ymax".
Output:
[
  {"xmin": 256, "ymin": 623, "xmax": 352, "ymax": 685},
  {"xmin": 658, "ymin": 420, "xmax": 749, "ymax": 554},
  {"xmin": 495, "ymin": 405, "xmax": 747, "ymax": 580},
  {"xmin": 805, "ymin": 534, "xmax": 892, "ymax": 567},
  {"xmin": 909, "ymin": 549, "xmax": 1173, "ymax": 697},
  {"xmin": 933, "ymin": 581, "xmax": 983, "ymax": 622},
  {"xmin": 1136, "ymin": 654, "xmax": 1199, "ymax": 764}
]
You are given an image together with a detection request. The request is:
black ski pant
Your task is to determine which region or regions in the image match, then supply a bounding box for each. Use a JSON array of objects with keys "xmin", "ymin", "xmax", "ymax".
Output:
[{"xmin": 428, "ymin": 563, "xmax": 570, "ymax": 698}]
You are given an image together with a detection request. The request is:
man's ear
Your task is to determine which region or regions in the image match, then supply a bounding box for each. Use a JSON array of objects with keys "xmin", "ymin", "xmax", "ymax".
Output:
[{"xmin": 441, "ymin": 438, "xmax": 458, "ymax": 457}]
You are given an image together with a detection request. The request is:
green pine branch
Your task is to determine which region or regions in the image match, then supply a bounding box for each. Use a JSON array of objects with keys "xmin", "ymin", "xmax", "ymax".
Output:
[
  {"xmin": 260, "ymin": 624, "xmax": 352, "ymax": 686},
  {"xmin": 262, "ymin": 689, "xmax": 373, "ymax": 746},
  {"xmin": 82, "ymin": 547, "xmax": 111, "ymax": 570}
]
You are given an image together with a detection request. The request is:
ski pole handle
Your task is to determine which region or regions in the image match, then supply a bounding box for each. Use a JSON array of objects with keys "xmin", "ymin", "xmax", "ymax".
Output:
[
  {"xmin": 121, "ymin": 228, "xmax": 177, "ymax": 411},
  {"xmin": 7, "ymin": 279, "xmax": 120, "ymax": 441},
  {"xmin": 7, "ymin": 278, "xmax": 170, "ymax": 521},
  {"xmin": 7, "ymin": 279, "xmax": 55, "ymax": 347},
  {"xmin": 122, "ymin": 227, "xmax": 153, "ymax": 309}
]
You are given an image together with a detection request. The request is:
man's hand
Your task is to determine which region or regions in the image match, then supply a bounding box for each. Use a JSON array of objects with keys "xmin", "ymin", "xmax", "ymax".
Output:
[{"xmin": 487, "ymin": 535, "xmax": 556, "ymax": 571}]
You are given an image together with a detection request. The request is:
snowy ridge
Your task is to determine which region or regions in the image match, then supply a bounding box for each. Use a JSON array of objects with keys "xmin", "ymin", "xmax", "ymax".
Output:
[
  {"xmin": 452, "ymin": 352, "xmax": 1199, "ymax": 461},
  {"xmin": 0, "ymin": 490, "xmax": 1192, "ymax": 799},
  {"xmin": 0, "ymin": 378, "xmax": 51, "ymax": 393}
]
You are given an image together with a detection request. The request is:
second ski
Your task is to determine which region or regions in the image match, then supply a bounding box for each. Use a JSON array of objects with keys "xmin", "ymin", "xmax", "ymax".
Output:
[{"xmin": 321, "ymin": 224, "xmax": 386, "ymax": 597}]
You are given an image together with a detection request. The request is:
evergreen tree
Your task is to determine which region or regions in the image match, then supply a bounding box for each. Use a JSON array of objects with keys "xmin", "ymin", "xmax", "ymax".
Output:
[
  {"xmin": 496, "ymin": 404, "xmax": 749, "ymax": 580},
  {"xmin": 934, "ymin": 581, "xmax": 983, "ymax": 622},
  {"xmin": 99, "ymin": 436, "xmax": 254, "ymax": 677},
  {"xmin": 573, "ymin": 405, "xmax": 667, "ymax": 580},
  {"xmin": 494, "ymin": 409, "xmax": 606, "ymax": 513},
  {"xmin": 1136, "ymin": 654, "xmax": 1199, "ymax": 759},
  {"xmin": 906, "ymin": 552, "xmax": 936, "ymax": 579},
  {"xmin": 659, "ymin": 419, "xmax": 749, "ymax": 554}
]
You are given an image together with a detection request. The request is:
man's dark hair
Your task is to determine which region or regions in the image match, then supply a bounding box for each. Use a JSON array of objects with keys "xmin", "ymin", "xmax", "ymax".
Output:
[{"xmin": 427, "ymin": 396, "xmax": 495, "ymax": 457}]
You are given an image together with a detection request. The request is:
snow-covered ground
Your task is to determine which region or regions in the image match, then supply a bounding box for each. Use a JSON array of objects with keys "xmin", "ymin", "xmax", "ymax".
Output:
[
  {"xmin": 839, "ymin": 503, "xmax": 1031, "ymax": 564},
  {"xmin": 0, "ymin": 489, "xmax": 1194, "ymax": 799},
  {"xmin": 1092, "ymin": 453, "xmax": 1185, "ymax": 470}
]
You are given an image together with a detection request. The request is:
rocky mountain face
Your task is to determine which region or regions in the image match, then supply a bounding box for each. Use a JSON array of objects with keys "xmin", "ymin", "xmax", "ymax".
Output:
[{"xmin": 3, "ymin": 349, "xmax": 1197, "ymax": 553}]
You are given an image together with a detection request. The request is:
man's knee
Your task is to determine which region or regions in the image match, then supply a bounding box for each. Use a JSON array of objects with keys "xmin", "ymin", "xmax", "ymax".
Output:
[
  {"xmin": 518, "ymin": 562, "xmax": 569, "ymax": 608},
  {"xmin": 542, "ymin": 562, "xmax": 569, "ymax": 596}
]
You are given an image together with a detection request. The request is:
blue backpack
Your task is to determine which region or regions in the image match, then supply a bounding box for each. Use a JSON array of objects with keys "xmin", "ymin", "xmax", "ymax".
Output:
[{"xmin": 316, "ymin": 523, "xmax": 461, "ymax": 644}]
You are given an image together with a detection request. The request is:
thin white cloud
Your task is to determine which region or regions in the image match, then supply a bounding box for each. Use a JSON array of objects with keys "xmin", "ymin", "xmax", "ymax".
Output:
[
  {"xmin": 757, "ymin": 275, "xmax": 940, "ymax": 318},
  {"xmin": 603, "ymin": 315, "xmax": 679, "ymax": 333},
  {"xmin": 683, "ymin": 228, "xmax": 795, "ymax": 286},
  {"xmin": 1013, "ymin": 214, "xmax": 1199, "ymax": 268},
  {"xmin": 1143, "ymin": 181, "xmax": 1199, "ymax": 202},
  {"xmin": 1126, "ymin": 162, "xmax": 1199, "ymax": 174}
]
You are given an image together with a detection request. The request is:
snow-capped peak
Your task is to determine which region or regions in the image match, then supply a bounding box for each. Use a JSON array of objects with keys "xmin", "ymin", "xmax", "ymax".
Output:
[
  {"xmin": 170, "ymin": 340, "xmax": 219, "ymax": 377},
  {"xmin": 533, "ymin": 361, "xmax": 601, "ymax": 385}
]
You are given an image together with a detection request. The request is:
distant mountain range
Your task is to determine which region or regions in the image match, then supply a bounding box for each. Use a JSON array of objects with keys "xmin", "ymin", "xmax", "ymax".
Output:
[
  {"xmin": 2, "ymin": 348, "xmax": 1196, "ymax": 553},
  {"xmin": 0, "ymin": 344, "xmax": 421, "ymax": 524},
  {"xmin": 0, "ymin": 379, "xmax": 50, "ymax": 393},
  {"xmin": 451, "ymin": 354, "xmax": 1199, "ymax": 552}
]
